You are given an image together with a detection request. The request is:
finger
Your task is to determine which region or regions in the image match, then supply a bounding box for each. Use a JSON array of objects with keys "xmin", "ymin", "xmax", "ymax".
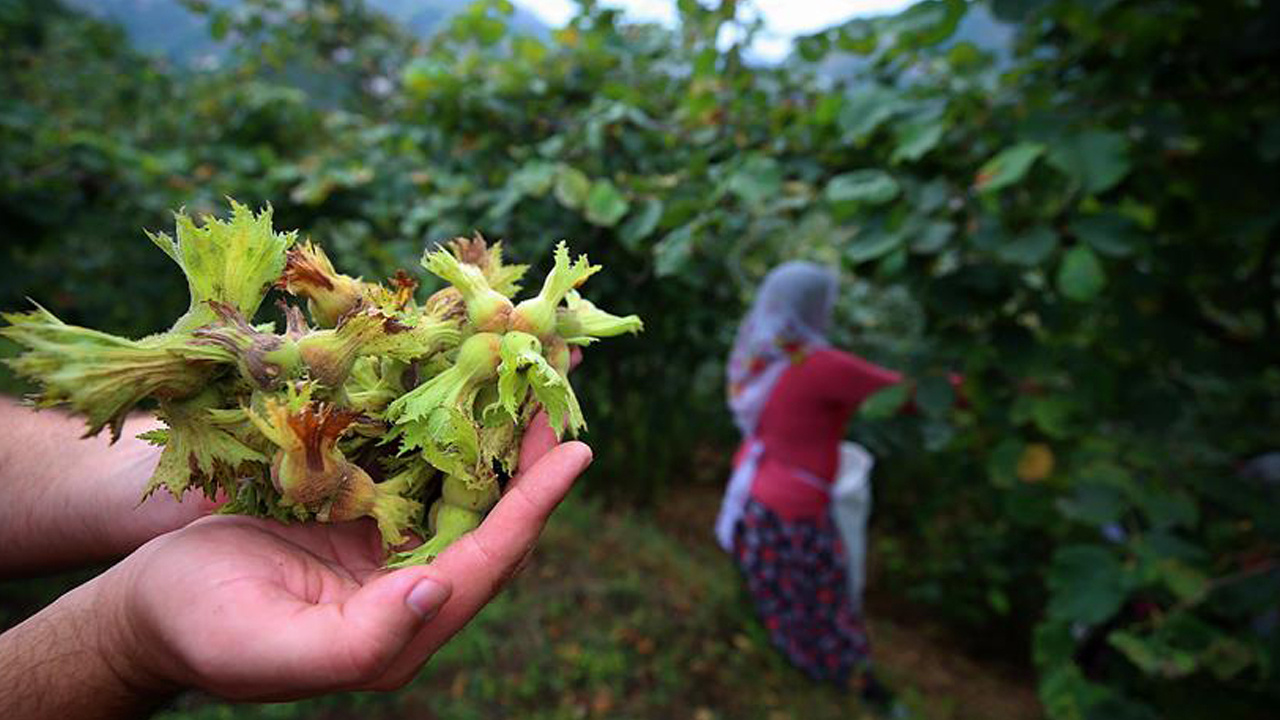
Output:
[
  {"xmin": 283, "ymin": 568, "xmax": 453, "ymax": 689},
  {"xmin": 569, "ymin": 346, "xmax": 583, "ymax": 370},
  {"xmin": 372, "ymin": 441, "xmax": 591, "ymax": 684},
  {"xmin": 516, "ymin": 410, "xmax": 560, "ymax": 476},
  {"xmin": 440, "ymin": 440, "xmax": 590, "ymax": 605}
]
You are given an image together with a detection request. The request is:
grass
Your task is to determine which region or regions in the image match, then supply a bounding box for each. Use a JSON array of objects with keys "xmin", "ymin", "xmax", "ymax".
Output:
[{"xmin": 1, "ymin": 485, "xmax": 1042, "ymax": 720}]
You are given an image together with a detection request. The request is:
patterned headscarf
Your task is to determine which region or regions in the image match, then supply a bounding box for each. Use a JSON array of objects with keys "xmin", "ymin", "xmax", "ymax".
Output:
[{"xmin": 727, "ymin": 261, "xmax": 839, "ymax": 436}]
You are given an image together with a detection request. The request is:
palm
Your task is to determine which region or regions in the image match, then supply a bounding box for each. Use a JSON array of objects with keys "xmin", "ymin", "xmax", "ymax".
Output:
[
  {"xmin": 126, "ymin": 516, "xmax": 396, "ymax": 700},
  {"xmin": 119, "ymin": 411, "xmax": 591, "ymax": 701}
]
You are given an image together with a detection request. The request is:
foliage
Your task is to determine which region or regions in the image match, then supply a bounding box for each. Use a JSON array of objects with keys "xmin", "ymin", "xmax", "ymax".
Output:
[{"xmin": 2, "ymin": 0, "xmax": 1279, "ymax": 717}]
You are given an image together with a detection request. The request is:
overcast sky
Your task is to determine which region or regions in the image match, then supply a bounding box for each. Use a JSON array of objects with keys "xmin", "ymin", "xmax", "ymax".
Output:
[{"xmin": 515, "ymin": 0, "xmax": 915, "ymax": 60}]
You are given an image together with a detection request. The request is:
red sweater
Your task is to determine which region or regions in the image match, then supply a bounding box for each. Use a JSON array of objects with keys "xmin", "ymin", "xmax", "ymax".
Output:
[{"xmin": 732, "ymin": 349, "xmax": 902, "ymax": 520}]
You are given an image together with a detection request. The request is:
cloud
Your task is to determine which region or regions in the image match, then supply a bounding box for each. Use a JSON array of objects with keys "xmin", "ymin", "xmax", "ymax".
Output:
[{"xmin": 515, "ymin": 0, "xmax": 914, "ymax": 59}]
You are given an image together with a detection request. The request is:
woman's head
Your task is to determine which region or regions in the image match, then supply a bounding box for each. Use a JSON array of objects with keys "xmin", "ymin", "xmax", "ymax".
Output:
[
  {"xmin": 752, "ymin": 261, "xmax": 840, "ymax": 337},
  {"xmin": 727, "ymin": 261, "xmax": 839, "ymax": 434}
]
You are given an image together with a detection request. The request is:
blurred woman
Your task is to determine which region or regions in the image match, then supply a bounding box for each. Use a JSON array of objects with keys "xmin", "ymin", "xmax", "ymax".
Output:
[{"xmin": 716, "ymin": 261, "xmax": 906, "ymax": 703}]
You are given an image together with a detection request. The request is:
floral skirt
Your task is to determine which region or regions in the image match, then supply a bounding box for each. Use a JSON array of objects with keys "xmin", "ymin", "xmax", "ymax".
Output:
[{"xmin": 732, "ymin": 498, "xmax": 871, "ymax": 684}]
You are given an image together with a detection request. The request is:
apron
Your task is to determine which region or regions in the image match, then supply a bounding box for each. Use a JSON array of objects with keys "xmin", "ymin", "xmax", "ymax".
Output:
[{"xmin": 716, "ymin": 439, "xmax": 875, "ymax": 612}]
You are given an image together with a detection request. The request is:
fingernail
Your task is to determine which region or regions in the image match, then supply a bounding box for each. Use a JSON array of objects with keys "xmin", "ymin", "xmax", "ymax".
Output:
[{"xmin": 406, "ymin": 578, "xmax": 449, "ymax": 619}]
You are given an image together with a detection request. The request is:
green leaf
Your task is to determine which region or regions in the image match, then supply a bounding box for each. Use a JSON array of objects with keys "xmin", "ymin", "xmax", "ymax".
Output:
[
  {"xmin": 509, "ymin": 161, "xmax": 558, "ymax": 196},
  {"xmin": 892, "ymin": 119, "xmax": 945, "ymax": 164},
  {"xmin": 1109, "ymin": 631, "xmax": 1198, "ymax": 679},
  {"xmin": 1057, "ymin": 246, "xmax": 1107, "ymax": 301},
  {"xmin": 795, "ymin": 33, "xmax": 830, "ymax": 63},
  {"xmin": 837, "ymin": 84, "xmax": 904, "ymax": 142},
  {"xmin": 988, "ymin": 438, "xmax": 1024, "ymax": 488},
  {"xmin": 846, "ymin": 227, "xmax": 905, "ymax": 263},
  {"xmin": 1157, "ymin": 560, "xmax": 1209, "ymax": 603},
  {"xmin": 836, "ymin": 21, "xmax": 878, "ymax": 54},
  {"xmin": 922, "ymin": 418, "xmax": 955, "ymax": 451},
  {"xmin": 883, "ymin": 0, "xmax": 968, "ymax": 50},
  {"xmin": 1071, "ymin": 213, "xmax": 1139, "ymax": 258},
  {"xmin": 916, "ymin": 375, "xmax": 955, "ymax": 418},
  {"xmin": 653, "ymin": 224, "xmax": 697, "ymax": 278},
  {"xmin": 584, "ymin": 180, "xmax": 630, "ymax": 227},
  {"xmin": 911, "ymin": 220, "xmax": 954, "ymax": 254},
  {"xmin": 147, "ymin": 200, "xmax": 296, "ymax": 334},
  {"xmin": 826, "ymin": 170, "xmax": 900, "ymax": 206},
  {"xmin": 619, "ymin": 198, "xmax": 664, "ymax": 251},
  {"xmin": 812, "ymin": 93, "xmax": 844, "ymax": 126},
  {"xmin": 1047, "ymin": 545, "xmax": 1131, "ymax": 625},
  {"xmin": 997, "ymin": 226, "xmax": 1058, "ymax": 266},
  {"xmin": 974, "ymin": 142, "xmax": 1045, "ymax": 192},
  {"xmin": 1057, "ymin": 483, "xmax": 1127, "ymax": 526},
  {"xmin": 1202, "ymin": 635, "xmax": 1257, "ymax": 681},
  {"xmin": 1031, "ymin": 396, "xmax": 1072, "ymax": 438},
  {"xmin": 860, "ymin": 382, "xmax": 912, "ymax": 419},
  {"xmin": 554, "ymin": 166, "xmax": 591, "ymax": 210},
  {"xmin": 1138, "ymin": 488, "xmax": 1198, "ymax": 530},
  {"xmin": 1048, "ymin": 130, "xmax": 1130, "ymax": 194},
  {"xmin": 453, "ymin": 13, "xmax": 507, "ymax": 47},
  {"xmin": 727, "ymin": 155, "xmax": 783, "ymax": 207},
  {"xmin": 991, "ymin": 0, "xmax": 1054, "ymax": 22},
  {"xmin": 146, "ymin": 401, "xmax": 266, "ymax": 500}
]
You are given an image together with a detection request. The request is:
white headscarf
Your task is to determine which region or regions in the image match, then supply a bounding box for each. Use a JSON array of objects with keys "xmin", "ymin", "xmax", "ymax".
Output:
[
  {"xmin": 726, "ymin": 261, "xmax": 840, "ymax": 436},
  {"xmin": 715, "ymin": 261, "xmax": 840, "ymax": 552}
]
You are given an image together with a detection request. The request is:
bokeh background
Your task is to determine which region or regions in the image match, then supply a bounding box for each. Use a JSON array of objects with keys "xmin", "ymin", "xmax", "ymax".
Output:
[{"xmin": 2, "ymin": 0, "xmax": 1278, "ymax": 718}]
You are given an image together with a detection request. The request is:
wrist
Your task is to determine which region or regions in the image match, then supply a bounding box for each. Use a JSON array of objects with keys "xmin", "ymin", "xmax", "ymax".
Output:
[
  {"xmin": 81, "ymin": 559, "xmax": 182, "ymax": 708},
  {"xmin": 0, "ymin": 559, "xmax": 178, "ymax": 719}
]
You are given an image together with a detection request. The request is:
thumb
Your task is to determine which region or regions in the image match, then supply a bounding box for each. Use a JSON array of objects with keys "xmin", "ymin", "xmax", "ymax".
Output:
[{"xmin": 332, "ymin": 569, "xmax": 453, "ymax": 678}]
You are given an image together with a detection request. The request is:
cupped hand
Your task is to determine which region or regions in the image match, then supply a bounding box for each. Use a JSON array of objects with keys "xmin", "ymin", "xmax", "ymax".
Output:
[{"xmin": 99, "ymin": 412, "xmax": 591, "ymax": 701}]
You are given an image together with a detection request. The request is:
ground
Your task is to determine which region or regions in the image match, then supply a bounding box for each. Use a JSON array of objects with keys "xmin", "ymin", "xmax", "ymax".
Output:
[{"xmin": 1, "ymin": 484, "xmax": 1044, "ymax": 720}]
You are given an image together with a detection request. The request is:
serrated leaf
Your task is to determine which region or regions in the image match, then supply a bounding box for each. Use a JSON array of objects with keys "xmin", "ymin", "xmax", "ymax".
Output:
[
  {"xmin": 147, "ymin": 200, "xmax": 296, "ymax": 334},
  {"xmin": 146, "ymin": 400, "xmax": 267, "ymax": 500}
]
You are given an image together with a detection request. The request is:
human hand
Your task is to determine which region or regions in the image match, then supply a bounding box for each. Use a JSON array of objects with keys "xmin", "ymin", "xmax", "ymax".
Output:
[{"xmin": 90, "ymin": 411, "xmax": 590, "ymax": 702}]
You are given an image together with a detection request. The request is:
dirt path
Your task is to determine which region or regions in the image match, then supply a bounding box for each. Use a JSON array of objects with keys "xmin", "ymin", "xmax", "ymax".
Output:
[{"xmin": 653, "ymin": 483, "xmax": 1044, "ymax": 720}]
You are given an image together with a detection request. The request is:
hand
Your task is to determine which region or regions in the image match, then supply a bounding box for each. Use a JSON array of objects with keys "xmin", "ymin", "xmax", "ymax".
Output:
[{"xmin": 94, "ymin": 411, "xmax": 591, "ymax": 702}]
